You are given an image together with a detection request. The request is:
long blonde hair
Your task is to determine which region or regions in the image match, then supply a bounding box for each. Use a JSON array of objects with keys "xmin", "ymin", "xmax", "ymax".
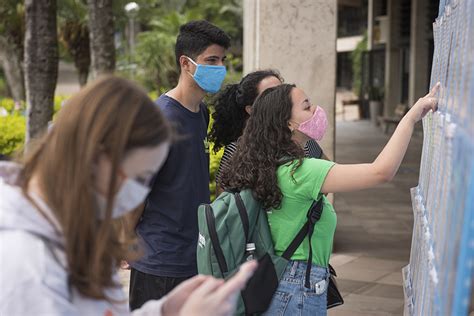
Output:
[{"xmin": 20, "ymin": 76, "xmax": 171, "ymax": 300}]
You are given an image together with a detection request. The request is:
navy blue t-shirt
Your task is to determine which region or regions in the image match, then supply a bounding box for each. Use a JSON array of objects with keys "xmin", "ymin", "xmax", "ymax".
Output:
[{"xmin": 132, "ymin": 94, "xmax": 210, "ymax": 277}]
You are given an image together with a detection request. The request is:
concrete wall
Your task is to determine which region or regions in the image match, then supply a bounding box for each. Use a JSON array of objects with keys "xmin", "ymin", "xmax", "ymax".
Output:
[
  {"xmin": 243, "ymin": 0, "xmax": 337, "ymax": 160},
  {"xmin": 384, "ymin": 0, "xmax": 402, "ymax": 117},
  {"xmin": 409, "ymin": 0, "xmax": 431, "ymax": 106}
]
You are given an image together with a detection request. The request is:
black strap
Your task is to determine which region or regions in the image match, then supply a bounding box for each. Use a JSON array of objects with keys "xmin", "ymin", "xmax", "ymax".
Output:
[
  {"xmin": 304, "ymin": 215, "xmax": 317, "ymax": 288},
  {"xmin": 281, "ymin": 221, "xmax": 310, "ymax": 260},
  {"xmin": 205, "ymin": 205, "xmax": 228, "ymax": 274},
  {"xmin": 281, "ymin": 199, "xmax": 323, "ymax": 288},
  {"xmin": 234, "ymin": 192, "xmax": 250, "ymax": 243}
]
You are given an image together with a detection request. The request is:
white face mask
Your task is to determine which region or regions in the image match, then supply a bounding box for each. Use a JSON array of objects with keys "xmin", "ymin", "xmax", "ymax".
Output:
[{"xmin": 96, "ymin": 177, "xmax": 150, "ymax": 219}]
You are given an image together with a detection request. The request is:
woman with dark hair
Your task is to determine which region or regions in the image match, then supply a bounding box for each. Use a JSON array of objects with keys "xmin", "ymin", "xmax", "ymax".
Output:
[
  {"xmin": 221, "ymin": 83, "xmax": 439, "ymax": 315},
  {"xmin": 0, "ymin": 76, "xmax": 256, "ymax": 316},
  {"xmin": 210, "ymin": 70, "xmax": 325, "ymax": 195}
]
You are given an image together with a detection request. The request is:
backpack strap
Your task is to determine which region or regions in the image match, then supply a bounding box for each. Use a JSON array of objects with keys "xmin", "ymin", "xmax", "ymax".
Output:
[
  {"xmin": 234, "ymin": 192, "xmax": 250, "ymax": 243},
  {"xmin": 281, "ymin": 199, "xmax": 323, "ymax": 288}
]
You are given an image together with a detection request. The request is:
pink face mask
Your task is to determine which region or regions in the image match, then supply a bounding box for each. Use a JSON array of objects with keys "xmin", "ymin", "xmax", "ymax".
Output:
[{"xmin": 296, "ymin": 106, "xmax": 328, "ymax": 141}]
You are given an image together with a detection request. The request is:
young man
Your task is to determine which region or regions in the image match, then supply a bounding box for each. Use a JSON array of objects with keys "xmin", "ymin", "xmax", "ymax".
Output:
[{"xmin": 129, "ymin": 20, "xmax": 230, "ymax": 310}]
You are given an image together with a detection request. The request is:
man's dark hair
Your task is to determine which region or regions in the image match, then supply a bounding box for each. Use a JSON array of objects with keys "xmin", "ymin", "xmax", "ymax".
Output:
[{"xmin": 175, "ymin": 20, "xmax": 230, "ymax": 70}]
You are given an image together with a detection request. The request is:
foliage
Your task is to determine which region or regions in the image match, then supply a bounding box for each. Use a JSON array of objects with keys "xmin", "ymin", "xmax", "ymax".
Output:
[
  {"xmin": 57, "ymin": 0, "xmax": 88, "ymax": 23},
  {"xmin": 57, "ymin": 0, "xmax": 90, "ymax": 81},
  {"xmin": 350, "ymin": 32, "xmax": 367, "ymax": 98},
  {"xmin": 184, "ymin": 0, "xmax": 242, "ymax": 41},
  {"xmin": 0, "ymin": 71, "xmax": 7, "ymax": 98},
  {"xmin": 124, "ymin": 0, "xmax": 242, "ymax": 92},
  {"xmin": 208, "ymin": 110, "xmax": 224, "ymax": 201},
  {"xmin": 133, "ymin": 11, "xmax": 192, "ymax": 91},
  {"xmin": 0, "ymin": 0, "xmax": 25, "ymax": 51},
  {"xmin": 0, "ymin": 1, "xmax": 25, "ymax": 100},
  {"xmin": 0, "ymin": 114, "xmax": 25, "ymax": 157},
  {"xmin": 0, "ymin": 98, "xmax": 24, "ymax": 113},
  {"xmin": 367, "ymin": 85, "xmax": 384, "ymax": 101},
  {"xmin": 0, "ymin": 96, "xmax": 69, "ymax": 157},
  {"xmin": 209, "ymin": 144, "xmax": 224, "ymax": 201}
]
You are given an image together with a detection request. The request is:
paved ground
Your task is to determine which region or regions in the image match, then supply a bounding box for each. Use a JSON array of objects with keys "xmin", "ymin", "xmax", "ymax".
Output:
[
  {"xmin": 328, "ymin": 120, "xmax": 424, "ymax": 316},
  {"xmin": 56, "ymin": 61, "xmax": 81, "ymax": 95}
]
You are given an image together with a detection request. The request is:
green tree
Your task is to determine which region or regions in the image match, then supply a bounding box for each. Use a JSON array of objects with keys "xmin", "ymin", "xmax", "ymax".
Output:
[
  {"xmin": 350, "ymin": 33, "xmax": 367, "ymax": 98},
  {"xmin": 132, "ymin": 0, "xmax": 243, "ymax": 91},
  {"xmin": 185, "ymin": 0, "xmax": 242, "ymax": 43},
  {"xmin": 58, "ymin": 0, "xmax": 91, "ymax": 86},
  {"xmin": 135, "ymin": 11, "xmax": 198, "ymax": 91},
  {"xmin": 0, "ymin": 1, "xmax": 25, "ymax": 101}
]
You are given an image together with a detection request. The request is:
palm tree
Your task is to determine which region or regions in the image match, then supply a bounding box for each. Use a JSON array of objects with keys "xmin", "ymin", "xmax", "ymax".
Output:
[
  {"xmin": 58, "ymin": 0, "xmax": 90, "ymax": 87},
  {"xmin": 0, "ymin": 1, "xmax": 26, "ymax": 101},
  {"xmin": 24, "ymin": 0, "xmax": 58, "ymax": 142},
  {"xmin": 87, "ymin": 0, "xmax": 115, "ymax": 77}
]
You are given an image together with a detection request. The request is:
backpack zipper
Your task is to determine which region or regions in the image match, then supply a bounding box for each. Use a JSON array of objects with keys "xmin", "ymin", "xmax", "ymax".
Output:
[{"xmin": 204, "ymin": 204, "xmax": 228, "ymax": 275}]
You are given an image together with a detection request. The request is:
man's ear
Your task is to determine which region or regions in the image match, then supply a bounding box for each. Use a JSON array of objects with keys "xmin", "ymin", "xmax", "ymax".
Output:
[{"xmin": 179, "ymin": 55, "xmax": 193, "ymax": 73}]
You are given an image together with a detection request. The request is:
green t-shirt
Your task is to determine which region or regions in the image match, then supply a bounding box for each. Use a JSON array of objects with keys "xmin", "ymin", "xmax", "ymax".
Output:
[{"xmin": 267, "ymin": 158, "xmax": 337, "ymax": 267}]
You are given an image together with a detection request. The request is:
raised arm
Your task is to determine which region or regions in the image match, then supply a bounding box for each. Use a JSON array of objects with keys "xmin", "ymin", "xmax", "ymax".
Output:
[{"xmin": 321, "ymin": 83, "xmax": 439, "ymax": 194}]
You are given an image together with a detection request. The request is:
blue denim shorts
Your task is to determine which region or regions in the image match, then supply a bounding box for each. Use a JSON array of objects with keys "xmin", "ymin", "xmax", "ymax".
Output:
[{"xmin": 263, "ymin": 260, "xmax": 329, "ymax": 316}]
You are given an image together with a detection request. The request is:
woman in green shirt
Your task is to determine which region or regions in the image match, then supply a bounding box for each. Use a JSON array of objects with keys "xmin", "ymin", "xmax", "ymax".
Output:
[{"xmin": 220, "ymin": 83, "xmax": 439, "ymax": 315}]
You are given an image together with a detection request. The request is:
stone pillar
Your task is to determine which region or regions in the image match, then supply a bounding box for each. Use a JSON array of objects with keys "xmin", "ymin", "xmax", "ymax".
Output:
[
  {"xmin": 409, "ymin": 0, "xmax": 430, "ymax": 107},
  {"xmin": 367, "ymin": 0, "xmax": 374, "ymax": 51},
  {"xmin": 243, "ymin": 0, "xmax": 337, "ymax": 160},
  {"xmin": 243, "ymin": 0, "xmax": 258, "ymax": 72},
  {"xmin": 384, "ymin": 0, "xmax": 402, "ymax": 116}
]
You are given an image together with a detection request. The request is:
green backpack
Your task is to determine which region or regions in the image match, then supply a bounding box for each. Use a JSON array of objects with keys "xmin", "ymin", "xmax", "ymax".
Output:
[{"xmin": 196, "ymin": 189, "xmax": 325, "ymax": 315}]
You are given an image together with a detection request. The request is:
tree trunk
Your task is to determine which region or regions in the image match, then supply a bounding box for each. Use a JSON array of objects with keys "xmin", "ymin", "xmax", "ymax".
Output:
[
  {"xmin": 87, "ymin": 0, "xmax": 115, "ymax": 78},
  {"xmin": 78, "ymin": 68, "xmax": 89, "ymax": 87},
  {"xmin": 0, "ymin": 36, "xmax": 25, "ymax": 102},
  {"xmin": 59, "ymin": 21, "xmax": 91, "ymax": 87},
  {"xmin": 24, "ymin": 0, "xmax": 58, "ymax": 143},
  {"xmin": 74, "ymin": 25, "xmax": 91, "ymax": 87}
]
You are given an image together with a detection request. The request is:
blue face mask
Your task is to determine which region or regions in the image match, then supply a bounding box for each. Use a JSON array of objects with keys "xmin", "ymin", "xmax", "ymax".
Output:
[{"xmin": 187, "ymin": 57, "xmax": 227, "ymax": 94}]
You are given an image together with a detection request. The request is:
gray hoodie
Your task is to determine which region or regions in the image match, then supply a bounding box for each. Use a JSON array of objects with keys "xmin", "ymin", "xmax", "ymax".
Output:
[{"xmin": 0, "ymin": 162, "xmax": 162, "ymax": 315}]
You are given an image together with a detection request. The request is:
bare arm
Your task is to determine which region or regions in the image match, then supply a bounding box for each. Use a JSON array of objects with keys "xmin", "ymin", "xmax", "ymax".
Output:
[{"xmin": 321, "ymin": 84, "xmax": 439, "ymax": 194}]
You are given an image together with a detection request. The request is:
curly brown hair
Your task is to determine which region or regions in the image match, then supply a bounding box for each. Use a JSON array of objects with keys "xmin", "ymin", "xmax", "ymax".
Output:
[{"xmin": 220, "ymin": 84, "xmax": 305, "ymax": 209}]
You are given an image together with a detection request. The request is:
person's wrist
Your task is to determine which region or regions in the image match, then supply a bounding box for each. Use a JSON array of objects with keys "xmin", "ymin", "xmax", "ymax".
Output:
[{"xmin": 403, "ymin": 112, "xmax": 417, "ymax": 126}]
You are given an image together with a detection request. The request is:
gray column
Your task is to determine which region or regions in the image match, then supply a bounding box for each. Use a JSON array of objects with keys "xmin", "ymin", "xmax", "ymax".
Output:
[
  {"xmin": 367, "ymin": 0, "xmax": 374, "ymax": 51},
  {"xmin": 384, "ymin": 0, "xmax": 402, "ymax": 117},
  {"xmin": 409, "ymin": 0, "xmax": 430, "ymax": 107},
  {"xmin": 243, "ymin": 0, "xmax": 337, "ymax": 160}
]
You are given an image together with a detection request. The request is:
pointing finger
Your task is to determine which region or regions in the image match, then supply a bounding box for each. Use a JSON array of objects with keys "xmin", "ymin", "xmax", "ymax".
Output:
[{"xmin": 426, "ymin": 82, "xmax": 440, "ymax": 97}]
